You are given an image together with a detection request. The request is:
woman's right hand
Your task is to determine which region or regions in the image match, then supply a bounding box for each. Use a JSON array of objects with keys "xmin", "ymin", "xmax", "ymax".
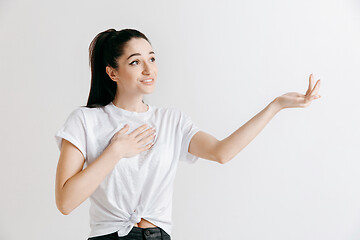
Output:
[{"xmin": 107, "ymin": 124, "xmax": 156, "ymax": 158}]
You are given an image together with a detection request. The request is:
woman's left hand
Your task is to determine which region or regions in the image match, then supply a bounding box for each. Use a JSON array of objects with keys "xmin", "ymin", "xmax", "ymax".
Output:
[{"xmin": 274, "ymin": 73, "xmax": 321, "ymax": 110}]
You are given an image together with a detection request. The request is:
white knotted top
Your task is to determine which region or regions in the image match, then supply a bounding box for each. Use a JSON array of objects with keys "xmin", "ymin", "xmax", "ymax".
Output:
[{"xmin": 54, "ymin": 102, "xmax": 201, "ymax": 239}]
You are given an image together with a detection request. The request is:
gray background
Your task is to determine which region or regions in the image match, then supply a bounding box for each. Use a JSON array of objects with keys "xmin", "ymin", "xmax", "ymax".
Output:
[{"xmin": 1, "ymin": 0, "xmax": 359, "ymax": 239}]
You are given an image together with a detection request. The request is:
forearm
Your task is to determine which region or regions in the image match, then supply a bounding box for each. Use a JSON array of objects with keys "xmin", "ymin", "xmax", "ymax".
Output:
[
  {"xmin": 58, "ymin": 148, "xmax": 120, "ymax": 215},
  {"xmin": 218, "ymin": 98, "xmax": 282, "ymax": 163}
]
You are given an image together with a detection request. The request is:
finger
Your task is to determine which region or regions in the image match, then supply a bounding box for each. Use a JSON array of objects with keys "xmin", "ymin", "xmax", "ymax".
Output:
[
  {"xmin": 305, "ymin": 94, "xmax": 321, "ymax": 102},
  {"xmin": 309, "ymin": 79, "xmax": 321, "ymax": 96},
  {"xmin": 305, "ymin": 73, "xmax": 315, "ymax": 96},
  {"xmin": 117, "ymin": 124, "xmax": 129, "ymax": 134},
  {"xmin": 137, "ymin": 132, "xmax": 156, "ymax": 146},
  {"xmin": 141, "ymin": 141, "xmax": 155, "ymax": 151},
  {"xmin": 136, "ymin": 127, "xmax": 156, "ymax": 141},
  {"xmin": 128, "ymin": 123, "xmax": 149, "ymax": 137}
]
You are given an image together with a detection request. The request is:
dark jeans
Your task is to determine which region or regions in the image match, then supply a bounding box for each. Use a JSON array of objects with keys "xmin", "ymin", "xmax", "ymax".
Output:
[{"xmin": 88, "ymin": 226, "xmax": 171, "ymax": 240}]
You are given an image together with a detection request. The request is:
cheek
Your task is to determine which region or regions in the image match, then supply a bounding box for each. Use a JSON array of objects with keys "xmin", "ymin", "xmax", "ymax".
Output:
[
  {"xmin": 123, "ymin": 68, "xmax": 139, "ymax": 80},
  {"xmin": 153, "ymin": 64, "xmax": 158, "ymax": 71}
]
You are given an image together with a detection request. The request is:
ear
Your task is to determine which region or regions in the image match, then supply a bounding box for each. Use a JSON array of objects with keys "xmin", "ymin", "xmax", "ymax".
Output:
[{"xmin": 106, "ymin": 66, "xmax": 118, "ymax": 82}]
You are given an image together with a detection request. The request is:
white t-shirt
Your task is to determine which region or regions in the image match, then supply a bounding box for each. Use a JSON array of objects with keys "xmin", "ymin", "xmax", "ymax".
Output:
[{"xmin": 54, "ymin": 101, "xmax": 201, "ymax": 238}]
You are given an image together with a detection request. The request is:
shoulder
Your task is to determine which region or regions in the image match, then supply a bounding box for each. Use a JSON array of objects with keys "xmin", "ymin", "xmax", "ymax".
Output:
[
  {"xmin": 154, "ymin": 106, "xmax": 194, "ymax": 125},
  {"xmin": 64, "ymin": 106, "xmax": 102, "ymax": 126},
  {"xmin": 62, "ymin": 107, "xmax": 84, "ymax": 121},
  {"xmin": 71, "ymin": 106, "xmax": 86, "ymax": 116},
  {"xmin": 66, "ymin": 106, "xmax": 91, "ymax": 120},
  {"xmin": 76, "ymin": 105, "xmax": 106, "ymax": 118}
]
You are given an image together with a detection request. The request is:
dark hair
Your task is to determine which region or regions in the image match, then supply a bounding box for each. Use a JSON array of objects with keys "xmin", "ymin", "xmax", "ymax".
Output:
[{"xmin": 82, "ymin": 28, "xmax": 151, "ymax": 108}]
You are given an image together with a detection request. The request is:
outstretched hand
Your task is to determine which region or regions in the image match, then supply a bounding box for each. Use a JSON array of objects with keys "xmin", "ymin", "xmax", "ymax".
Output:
[{"xmin": 275, "ymin": 73, "xmax": 321, "ymax": 110}]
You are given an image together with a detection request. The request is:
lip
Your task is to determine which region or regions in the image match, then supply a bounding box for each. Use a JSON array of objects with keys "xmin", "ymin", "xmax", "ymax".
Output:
[{"xmin": 140, "ymin": 78, "xmax": 154, "ymax": 82}]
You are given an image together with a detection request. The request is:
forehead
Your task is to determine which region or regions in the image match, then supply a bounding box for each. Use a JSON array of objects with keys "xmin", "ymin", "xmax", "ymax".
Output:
[{"xmin": 123, "ymin": 38, "xmax": 153, "ymax": 54}]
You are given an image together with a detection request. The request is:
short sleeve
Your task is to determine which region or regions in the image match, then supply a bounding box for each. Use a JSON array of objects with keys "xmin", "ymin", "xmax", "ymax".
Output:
[
  {"xmin": 54, "ymin": 108, "xmax": 87, "ymax": 160},
  {"xmin": 179, "ymin": 111, "xmax": 201, "ymax": 164}
]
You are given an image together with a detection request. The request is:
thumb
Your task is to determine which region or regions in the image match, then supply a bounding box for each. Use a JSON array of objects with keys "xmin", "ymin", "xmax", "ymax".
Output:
[{"xmin": 118, "ymin": 124, "xmax": 129, "ymax": 134}]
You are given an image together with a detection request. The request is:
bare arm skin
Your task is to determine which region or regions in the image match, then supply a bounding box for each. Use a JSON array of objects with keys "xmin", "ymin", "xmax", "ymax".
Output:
[
  {"xmin": 188, "ymin": 73, "xmax": 322, "ymax": 164},
  {"xmin": 216, "ymin": 99, "xmax": 281, "ymax": 163},
  {"xmin": 55, "ymin": 139, "xmax": 121, "ymax": 215},
  {"xmin": 189, "ymin": 99, "xmax": 280, "ymax": 164}
]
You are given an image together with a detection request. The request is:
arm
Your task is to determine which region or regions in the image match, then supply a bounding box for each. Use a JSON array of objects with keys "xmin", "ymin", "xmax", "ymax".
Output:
[
  {"xmin": 188, "ymin": 73, "xmax": 322, "ymax": 164},
  {"xmin": 188, "ymin": 99, "xmax": 281, "ymax": 164},
  {"xmin": 217, "ymin": 99, "xmax": 281, "ymax": 164},
  {"xmin": 55, "ymin": 139, "xmax": 120, "ymax": 215},
  {"xmin": 188, "ymin": 130, "xmax": 223, "ymax": 164}
]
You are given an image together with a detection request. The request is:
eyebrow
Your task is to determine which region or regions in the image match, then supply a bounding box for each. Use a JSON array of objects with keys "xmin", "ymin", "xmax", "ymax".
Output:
[{"xmin": 127, "ymin": 51, "xmax": 155, "ymax": 60}]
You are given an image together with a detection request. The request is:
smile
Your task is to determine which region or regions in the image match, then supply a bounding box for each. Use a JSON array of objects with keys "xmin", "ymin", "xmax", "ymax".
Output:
[{"xmin": 140, "ymin": 78, "xmax": 154, "ymax": 85}]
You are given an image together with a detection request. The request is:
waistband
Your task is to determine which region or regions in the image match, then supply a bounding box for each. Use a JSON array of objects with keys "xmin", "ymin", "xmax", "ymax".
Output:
[
  {"xmin": 127, "ymin": 226, "xmax": 163, "ymax": 238},
  {"xmin": 106, "ymin": 226, "xmax": 166, "ymax": 239}
]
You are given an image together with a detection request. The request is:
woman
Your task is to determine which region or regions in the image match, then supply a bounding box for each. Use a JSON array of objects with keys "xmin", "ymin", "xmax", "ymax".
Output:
[{"xmin": 54, "ymin": 28, "xmax": 321, "ymax": 240}]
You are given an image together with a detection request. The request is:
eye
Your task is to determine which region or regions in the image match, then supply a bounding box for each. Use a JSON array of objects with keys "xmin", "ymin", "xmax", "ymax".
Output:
[
  {"xmin": 130, "ymin": 60, "xmax": 139, "ymax": 65},
  {"xmin": 129, "ymin": 57, "xmax": 156, "ymax": 66}
]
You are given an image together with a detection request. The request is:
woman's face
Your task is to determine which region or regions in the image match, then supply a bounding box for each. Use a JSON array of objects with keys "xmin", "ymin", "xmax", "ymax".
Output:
[{"xmin": 107, "ymin": 37, "xmax": 158, "ymax": 97}]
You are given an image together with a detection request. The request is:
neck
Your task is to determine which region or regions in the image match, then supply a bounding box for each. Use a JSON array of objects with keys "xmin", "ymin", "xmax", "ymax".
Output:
[{"xmin": 112, "ymin": 95, "xmax": 148, "ymax": 113}]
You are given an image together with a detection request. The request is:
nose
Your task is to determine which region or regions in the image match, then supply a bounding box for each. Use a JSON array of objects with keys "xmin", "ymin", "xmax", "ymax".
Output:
[{"xmin": 142, "ymin": 62, "xmax": 152, "ymax": 75}]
